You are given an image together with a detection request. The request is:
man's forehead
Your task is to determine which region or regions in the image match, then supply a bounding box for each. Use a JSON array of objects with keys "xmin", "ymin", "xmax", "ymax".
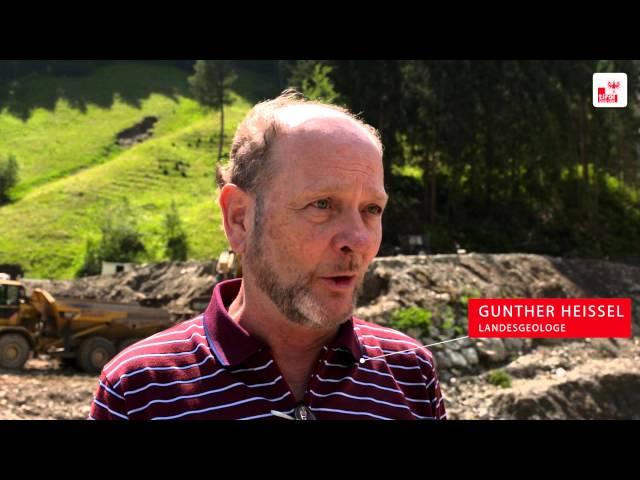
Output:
[
  {"xmin": 274, "ymin": 104, "xmax": 379, "ymax": 148},
  {"xmin": 266, "ymin": 104, "xmax": 384, "ymax": 195},
  {"xmin": 277, "ymin": 131, "xmax": 384, "ymax": 186},
  {"xmin": 274, "ymin": 104, "xmax": 356, "ymax": 129},
  {"xmin": 273, "ymin": 107, "xmax": 380, "ymax": 157},
  {"xmin": 300, "ymin": 176, "xmax": 388, "ymax": 202}
]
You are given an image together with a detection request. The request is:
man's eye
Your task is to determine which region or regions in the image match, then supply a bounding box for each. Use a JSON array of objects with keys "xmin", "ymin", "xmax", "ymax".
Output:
[
  {"xmin": 312, "ymin": 199, "xmax": 331, "ymax": 210},
  {"xmin": 367, "ymin": 205, "xmax": 383, "ymax": 215}
]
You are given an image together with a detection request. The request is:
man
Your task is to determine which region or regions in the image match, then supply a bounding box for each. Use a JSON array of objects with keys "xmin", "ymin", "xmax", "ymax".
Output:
[{"xmin": 89, "ymin": 90, "xmax": 446, "ymax": 420}]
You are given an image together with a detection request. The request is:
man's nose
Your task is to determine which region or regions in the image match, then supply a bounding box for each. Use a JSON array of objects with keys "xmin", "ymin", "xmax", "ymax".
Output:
[{"xmin": 333, "ymin": 210, "xmax": 373, "ymax": 255}]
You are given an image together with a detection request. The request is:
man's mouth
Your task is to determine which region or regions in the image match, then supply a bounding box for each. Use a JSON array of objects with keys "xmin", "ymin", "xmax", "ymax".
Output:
[{"xmin": 319, "ymin": 275, "xmax": 357, "ymax": 290}]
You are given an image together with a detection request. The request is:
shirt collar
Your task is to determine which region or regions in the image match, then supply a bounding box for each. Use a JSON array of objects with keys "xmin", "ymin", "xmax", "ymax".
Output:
[
  {"xmin": 203, "ymin": 278, "xmax": 364, "ymax": 367},
  {"xmin": 329, "ymin": 314, "xmax": 365, "ymax": 363},
  {"xmin": 203, "ymin": 278, "xmax": 263, "ymax": 367}
]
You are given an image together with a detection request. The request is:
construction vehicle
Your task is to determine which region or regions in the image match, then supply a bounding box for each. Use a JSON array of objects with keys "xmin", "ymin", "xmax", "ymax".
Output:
[{"xmin": 0, "ymin": 278, "xmax": 173, "ymax": 374}]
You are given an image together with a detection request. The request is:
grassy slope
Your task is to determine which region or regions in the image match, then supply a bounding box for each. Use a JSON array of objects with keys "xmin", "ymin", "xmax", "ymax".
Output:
[{"xmin": 0, "ymin": 61, "xmax": 272, "ymax": 279}]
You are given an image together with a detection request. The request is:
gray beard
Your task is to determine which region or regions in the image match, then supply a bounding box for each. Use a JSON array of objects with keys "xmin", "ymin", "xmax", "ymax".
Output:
[{"xmin": 245, "ymin": 198, "xmax": 361, "ymax": 329}]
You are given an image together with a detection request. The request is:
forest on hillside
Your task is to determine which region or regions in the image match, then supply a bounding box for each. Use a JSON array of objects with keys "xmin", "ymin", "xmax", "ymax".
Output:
[{"xmin": 2, "ymin": 60, "xmax": 639, "ymax": 265}]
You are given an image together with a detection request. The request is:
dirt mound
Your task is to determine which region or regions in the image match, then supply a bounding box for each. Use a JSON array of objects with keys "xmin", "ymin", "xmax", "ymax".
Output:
[
  {"xmin": 8, "ymin": 253, "xmax": 639, "ymax": 419},
  {"xmin": 23, "ymin": 254, "xmax": 640, "ymax": 377},
  {"xmin": 444, "ymin": 337, "xmax": 640, "ymax": 419},
  {"xmin": 23, "ymin": 260, "xmax": 218, "ymax": 318},
  {"xmin": 356, "ymin": 254, "xmax": 640, "ymax": 379},
  {"xmin": 491, "ymin": 358, "xmax": 640, "ymax": 419},
  {"xmin": 116, "ymin": 116, "xmax": 158, "ymax": 147}
]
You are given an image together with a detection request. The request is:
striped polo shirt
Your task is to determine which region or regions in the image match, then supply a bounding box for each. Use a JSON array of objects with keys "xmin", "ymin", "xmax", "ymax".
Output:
[{"xmin": 90, "ymin": 278, "xmax": 447, "ymax": 420}]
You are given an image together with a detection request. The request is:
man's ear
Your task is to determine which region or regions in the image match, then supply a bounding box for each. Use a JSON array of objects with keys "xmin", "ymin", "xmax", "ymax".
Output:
[{"xmin": 219, "ymin": 184, "xmax": 251, "ymax": 255}]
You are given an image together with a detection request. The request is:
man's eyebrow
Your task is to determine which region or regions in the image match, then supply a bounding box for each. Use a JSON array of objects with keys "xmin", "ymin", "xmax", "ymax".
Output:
[{"xmin": 300, "ymin": 183, "xmax": 388, "ymax": 204}]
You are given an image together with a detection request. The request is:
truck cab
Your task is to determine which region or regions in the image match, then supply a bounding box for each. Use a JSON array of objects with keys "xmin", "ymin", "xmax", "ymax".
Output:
[{"xmin": 0, "ymin": 280, "xmax": 26, "ymax": 319}]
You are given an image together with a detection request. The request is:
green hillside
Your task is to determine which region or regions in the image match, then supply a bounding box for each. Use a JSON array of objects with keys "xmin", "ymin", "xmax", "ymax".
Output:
[{"xmin": 0, "ymin": 61, "xmax": 278, "ymax": 279}]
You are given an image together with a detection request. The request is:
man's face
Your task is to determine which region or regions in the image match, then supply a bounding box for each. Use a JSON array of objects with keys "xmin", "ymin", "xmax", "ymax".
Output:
[{"xmin": 244, "ymin": 110, "xmax": 387, "ymax": 330}]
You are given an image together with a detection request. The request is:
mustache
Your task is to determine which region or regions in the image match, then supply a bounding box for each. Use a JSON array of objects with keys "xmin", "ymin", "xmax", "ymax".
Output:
[{"xmin": 321, "ymin": 259, "xmax": 362, "ymax": 276}]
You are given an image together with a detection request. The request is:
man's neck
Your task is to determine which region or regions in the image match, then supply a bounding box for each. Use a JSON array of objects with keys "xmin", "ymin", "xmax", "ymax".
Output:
[{"xmin": 227, "ymin": 279, "xmax": 339, "ymax": 400}]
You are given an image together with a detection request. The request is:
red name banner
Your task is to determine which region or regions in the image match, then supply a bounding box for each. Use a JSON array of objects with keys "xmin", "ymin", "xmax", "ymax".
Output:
[{"xmin": 468, "ymin": 298, "xmax": 632, "ymax": 338}]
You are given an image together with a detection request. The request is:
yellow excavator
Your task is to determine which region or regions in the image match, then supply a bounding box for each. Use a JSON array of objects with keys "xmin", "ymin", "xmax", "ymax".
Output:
[{"xmin": 0, "ymin": 278, "xmax": 172, "ymax": 373}]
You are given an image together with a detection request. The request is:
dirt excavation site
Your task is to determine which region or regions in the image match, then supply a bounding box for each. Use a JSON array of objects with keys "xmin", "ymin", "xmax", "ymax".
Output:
[{"xmin": 1, "ymin": 253, "xmax": 639, "ymax": 420}]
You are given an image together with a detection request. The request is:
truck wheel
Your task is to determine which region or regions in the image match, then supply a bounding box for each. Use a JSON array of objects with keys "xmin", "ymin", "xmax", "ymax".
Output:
[
  {"xmin": 78, "ymin": 336, "xmax": 116, "ymax": 374},
  {"xmin": 118, "ymin": 338, "xmax": 142, "ymax": 352},
  {"xmin": 0, "ymin": 334, "xmax": 30, "ymax": 370}
]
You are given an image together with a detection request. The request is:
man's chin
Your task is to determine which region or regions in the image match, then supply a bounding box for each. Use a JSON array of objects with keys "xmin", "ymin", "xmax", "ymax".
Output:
[
  {"xmin": 302, "ymin": 313, "xmax": 352, "ymax": 330},
  {"xmin": 306, "ymin": 294, "xmax": 355, "ymax": 328}
]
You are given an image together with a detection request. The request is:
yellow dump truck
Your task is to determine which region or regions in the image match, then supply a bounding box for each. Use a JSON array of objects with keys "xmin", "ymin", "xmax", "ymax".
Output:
[{"xmin": 0, "ymin": 278, "xmax": 173, "ymax": 374}]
